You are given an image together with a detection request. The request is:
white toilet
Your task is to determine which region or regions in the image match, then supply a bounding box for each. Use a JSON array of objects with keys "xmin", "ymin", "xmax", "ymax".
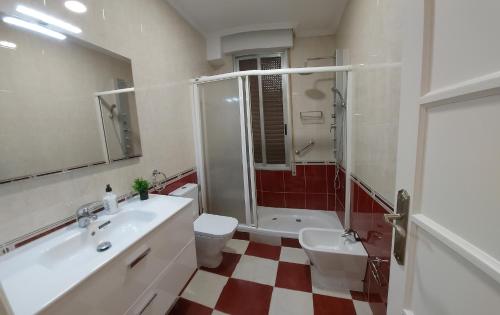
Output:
[{"xmin": 169, "ymin": 183, "xmax": 238, "ymax": 268}]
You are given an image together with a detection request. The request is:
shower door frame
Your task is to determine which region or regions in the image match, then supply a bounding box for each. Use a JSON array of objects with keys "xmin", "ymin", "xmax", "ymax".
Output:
[{"xmin": 192, "ymin": 65, "xmax": 354, "ymax": 229}]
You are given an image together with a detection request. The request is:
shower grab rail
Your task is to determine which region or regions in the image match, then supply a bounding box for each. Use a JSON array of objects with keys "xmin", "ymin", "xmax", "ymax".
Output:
[{"xmin": 295, "ymin": 140, "xmax": 315, "ymax": 156}]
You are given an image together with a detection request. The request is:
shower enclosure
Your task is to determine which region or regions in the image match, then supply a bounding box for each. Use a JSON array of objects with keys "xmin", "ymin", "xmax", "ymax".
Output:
[{"xmin": 192, "ymin": 65, "xmax": 353, "ymax": 236}]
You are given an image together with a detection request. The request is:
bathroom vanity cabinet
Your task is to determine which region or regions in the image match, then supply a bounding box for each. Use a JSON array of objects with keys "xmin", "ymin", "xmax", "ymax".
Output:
[
  {"xmin": 0, "ymin": 195, "xmax": 196, "ymax": 315},
  {"xmin": 43, "ymin": 204, "xmax": 195, "ymax": 315}
]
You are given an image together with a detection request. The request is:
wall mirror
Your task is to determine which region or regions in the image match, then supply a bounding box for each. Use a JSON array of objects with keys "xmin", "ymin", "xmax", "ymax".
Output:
[{"xmin": 0, "ymin": 15, "xmax": 142, "ymax": 184}]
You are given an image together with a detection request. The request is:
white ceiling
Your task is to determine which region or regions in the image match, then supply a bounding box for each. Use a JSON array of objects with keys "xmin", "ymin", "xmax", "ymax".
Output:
[{"xmin": 165, "ymin": 0, "xmax": 349, "ymax": 38}]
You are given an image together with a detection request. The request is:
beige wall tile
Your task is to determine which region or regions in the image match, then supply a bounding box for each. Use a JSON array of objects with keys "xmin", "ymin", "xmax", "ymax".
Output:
[{"xmin": 336, "ymin": 0, "xmax": 402, "ymax": 204}]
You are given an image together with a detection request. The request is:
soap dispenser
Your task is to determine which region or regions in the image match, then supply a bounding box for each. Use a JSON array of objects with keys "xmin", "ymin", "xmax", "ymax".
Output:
[{"xmin": 103, "ymin": 184, "xmax": 119, "ymax": 214}]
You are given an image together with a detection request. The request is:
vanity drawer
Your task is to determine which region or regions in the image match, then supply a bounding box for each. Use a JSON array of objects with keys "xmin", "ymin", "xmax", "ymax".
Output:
[
  {"xmin": 127, "ymin": 239, "xmax": 197, "ymax": 315},
  {"xmin": 121, "ymin": 205, "xmax": 194, "ymax": 292}
]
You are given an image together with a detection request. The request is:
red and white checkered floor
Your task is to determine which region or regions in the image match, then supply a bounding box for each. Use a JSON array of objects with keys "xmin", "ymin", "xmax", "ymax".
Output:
[{"xmin": 168, "ymin": 232, "xmax": 373, "ymax": 315}]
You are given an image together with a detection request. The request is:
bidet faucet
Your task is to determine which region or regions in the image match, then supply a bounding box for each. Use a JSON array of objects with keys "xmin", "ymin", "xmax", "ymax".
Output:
[
  {"xmin": 76, "ymin": 202, "xmax": 100, "ymax": 228},
  {"xmin": 341, "ymin": 228, "xmax": 361, "ymax": 242}
]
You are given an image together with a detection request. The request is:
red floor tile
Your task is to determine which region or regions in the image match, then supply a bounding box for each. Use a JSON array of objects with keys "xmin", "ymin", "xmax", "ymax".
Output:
[
  {"xmin": 200, "ymin": 252, "xmax": 241, "ymax": 277},
  {"xmin": 245, "ymin": 242, "xmax": 281, "ymax": 260},
  {"xmin": 370, "ymin": 301, "xmax": 388, "ymax": 315},
  {"xmin": 313, "ymin": 294, "xmax": 356, "ymax": 315},
  {"xmin": 350, "ymin": 290, "xmax": 370, "ymax": 301},
  {"xmin": 215, "ymin": 278, "xmax": 273, "ymax": 315},
  {"xmin": 168, "ymin": 298, "xmax": 212, "ymax": 315},
  {"xmin": 275, "ymin": 262, "xmax": 312, "ymax": 292},
  {"xmin": 233, "ymin": 231, "xmax": 250, "ymax": 240},
  {"xmin": 281, "ymin": 237, "xmax": 301, "ymax": 248}
]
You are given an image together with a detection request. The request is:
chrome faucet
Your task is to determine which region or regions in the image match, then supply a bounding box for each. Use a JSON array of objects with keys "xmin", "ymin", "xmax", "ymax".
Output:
[
  {"xmin": 76, "ymin": 202, "xmax": 100, "ymax": 228},
  {"xmin": 341, "ymin": 228, "xmax": 361, "ymax": 242}
]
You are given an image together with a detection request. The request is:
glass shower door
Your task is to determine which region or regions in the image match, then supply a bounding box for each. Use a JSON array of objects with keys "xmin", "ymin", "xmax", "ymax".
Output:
[{"xmin": 196, "ymin": 78, "xmax": 252, "ymax": 223}]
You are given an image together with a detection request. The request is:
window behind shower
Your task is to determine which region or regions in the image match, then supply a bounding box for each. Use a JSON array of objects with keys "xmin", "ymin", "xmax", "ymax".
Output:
[{"xmin": 235, "ymin": 52, "xmax": 290, "ymax": 169}]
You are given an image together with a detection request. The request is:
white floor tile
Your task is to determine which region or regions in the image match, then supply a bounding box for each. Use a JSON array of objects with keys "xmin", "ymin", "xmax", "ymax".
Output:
[
  {"xmin": 279, "ymin": 247, "xmax": 309, "ymax": 265},
  {"xmin": 269, "ymin": 287, "xmax": 314, "ymax": 315},
  {"xmin": 232, "ymin": 255, "xmax": 278, "ymax": 286},
  {"xmin": 212, "ymin": 311, "xmax": 230, "ymax": 315},
  {"xmin": 310, "ymin": 267, "xmax": 352, "ymax": 299},
  {"xmin": 181, "ymin": 270, "xmax": 228, "ymax": 308},
  {"xmin": 353, "ymin": 300, "xmax": 373, "ymax": 315},
  {"xmin": 223, "ymin": 239, "xmax": 249, "ymax": 255},
  {"xmin": 250, "ymin": 232, "xmax": 282, "ymax": 246}
]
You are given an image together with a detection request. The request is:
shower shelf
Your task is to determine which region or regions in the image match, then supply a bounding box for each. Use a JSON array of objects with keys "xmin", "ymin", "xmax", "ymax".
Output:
[{"xmin": 300, "ymin": 111, "xmax": 323, "ymax": 120}]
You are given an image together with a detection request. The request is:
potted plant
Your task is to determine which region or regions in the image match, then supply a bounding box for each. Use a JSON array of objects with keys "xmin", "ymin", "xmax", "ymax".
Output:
[{"xmin": 132, "ymin": 178, "xmax": 150, "ymax": 201}]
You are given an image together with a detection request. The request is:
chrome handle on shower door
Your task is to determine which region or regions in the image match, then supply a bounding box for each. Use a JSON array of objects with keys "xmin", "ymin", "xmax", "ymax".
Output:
[{"xmin": 384, "ymin": 189, "xmax": 410, "ymax": 265}]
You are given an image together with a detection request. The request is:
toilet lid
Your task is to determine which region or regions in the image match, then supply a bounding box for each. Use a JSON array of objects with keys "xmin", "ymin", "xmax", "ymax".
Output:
[{"xmin": 194, "ymin": 214, "xmax": 238, "ymax": 237}]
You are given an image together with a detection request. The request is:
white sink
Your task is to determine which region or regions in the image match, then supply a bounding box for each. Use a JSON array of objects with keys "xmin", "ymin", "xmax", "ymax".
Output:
[
  {"xmin": 0, "ymin": 194, "xmax": 193, "ymax": 315},
  {"xmin": 38, "ymin": 210, "xmax": 156, "ymax": 269}
]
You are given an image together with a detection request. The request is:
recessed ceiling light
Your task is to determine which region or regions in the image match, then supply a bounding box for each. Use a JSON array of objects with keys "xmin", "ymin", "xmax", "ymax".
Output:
[
  {"xmin": 16, "ymin": 5, "xmax": 82, "ymax": 34},
  {"xmin": 0, "ymin": 40, "xmax": 17, "ymax": 49},
  {"xmin": 2, "ymin": 17, "xmax": 66, "ymax": 40},
  {"xmin": 64, "ymin": 1, "xmax": 87, "ymax": 14}
]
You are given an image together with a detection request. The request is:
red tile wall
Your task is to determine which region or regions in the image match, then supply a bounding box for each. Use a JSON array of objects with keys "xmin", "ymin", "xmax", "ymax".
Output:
[
  {"xmin": 255, "ymin": 164, "xmax": 337, "ymax": 211},
  {"xmin": 334, "ymin": 168, "xmax": 346, "ymax": 225},
  {"xmin": 349, "ymin": 178, "xmax": 392, "ymax": 315}
]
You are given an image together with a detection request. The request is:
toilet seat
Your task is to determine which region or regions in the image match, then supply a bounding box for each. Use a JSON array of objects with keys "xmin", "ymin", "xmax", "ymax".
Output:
[{"xmin": 194, "ymin": 214, "xmax": 238, "ymax": 238}]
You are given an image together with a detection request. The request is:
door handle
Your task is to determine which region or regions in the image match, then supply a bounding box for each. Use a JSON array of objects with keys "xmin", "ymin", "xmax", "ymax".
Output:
[
  {"xmin": 384, "ymin": 213, "xmax": 406, "ymax": 237},
  {"xmin": 390, "ymin": 189, "xmax": 410, "ymax": 265}
]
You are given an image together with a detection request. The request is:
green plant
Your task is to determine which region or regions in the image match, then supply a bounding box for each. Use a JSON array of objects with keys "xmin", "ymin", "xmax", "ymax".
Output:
[{"xmin": 132, "ymin": 178, "xmax": 150, "ymax": 193}]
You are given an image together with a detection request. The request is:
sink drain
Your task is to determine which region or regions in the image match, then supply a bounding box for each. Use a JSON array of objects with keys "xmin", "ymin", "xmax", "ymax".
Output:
[
  {"xmin": 97, "ymin": 241, "xmax": 112, "ymax": 252},
  {"xmin": 272, "ymin": 217, "xmax": 278, "ymax": 221},
  {"xmin": 296, "ymin": 218, "xmax": 302, "ymax": 222}
]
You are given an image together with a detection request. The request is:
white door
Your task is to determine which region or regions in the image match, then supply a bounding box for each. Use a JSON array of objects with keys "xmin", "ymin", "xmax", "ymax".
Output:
[{"xmin": 387, "ymin": 1, "xmax": 500, "ymax": 314}]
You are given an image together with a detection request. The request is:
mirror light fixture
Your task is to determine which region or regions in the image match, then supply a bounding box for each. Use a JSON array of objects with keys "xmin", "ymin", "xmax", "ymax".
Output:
[
  {"xmin": 0, "ymin": 40, "xmax": 17, "ymax": 49},
  {"xmin": 64, "ymin": 1, "xmax": 87, "ymax": 14},
  {"xmin": 16, "ymin": 5, "xmax": 82, "ymax": 34},
  {"xmin": 2, "ymin": 17, "xmax": 66, "ymax": 40}
]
